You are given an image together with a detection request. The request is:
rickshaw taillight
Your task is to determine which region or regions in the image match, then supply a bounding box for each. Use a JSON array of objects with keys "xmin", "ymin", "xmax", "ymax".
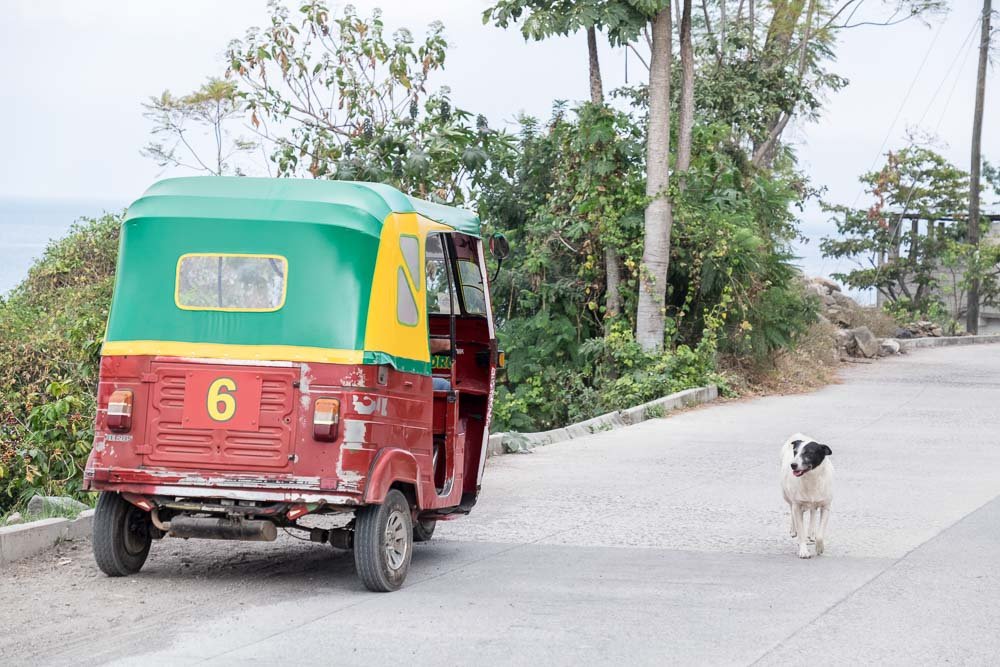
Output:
[
  {"xmin": 107, "ymin": 390, "xmax": 133, "ymax": 432},
  {"xmin": 313, "ymin": 398, "xmax": 340, "ymax": 442}
]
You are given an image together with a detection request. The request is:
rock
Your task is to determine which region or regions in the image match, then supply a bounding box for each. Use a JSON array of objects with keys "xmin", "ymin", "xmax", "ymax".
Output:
[
  {"xmin": 834, "ymin": 329, "xmax": 854, "ymax": 360},
  {"xmin": 826, "ymin": 306, "xmax": 852, "ymax": 327},
  {"xmin": 848, "ymin": 326, "xmax": 880, "ymax": 358},
  {"xmin": 26, "ymin": 495, "xmax": 89, "ymax": 518},
  {"xmin": 806, "ymin": 283, "xmax": 828, "ymax": 299},
  {"xmin": 831, "ymin": 292, "xmax": 856, "ymax": 309},
  {"xmin": 899, "ymin": 321, "xmax": 946, "ymax": 339},
  {"xmin": 813, "ymin": 277, "xmax": 842, "ymax": 293},
  {"xmin": 894, "ymin": 327, "xmax": 914, "ymax": 340},
  {"xmin": 879, "ymin": 338, "xmax": 901, "ymax": 356},
  {"xmin": 4, "ymin": 511, "xmax": 23, "ymax": 525}
]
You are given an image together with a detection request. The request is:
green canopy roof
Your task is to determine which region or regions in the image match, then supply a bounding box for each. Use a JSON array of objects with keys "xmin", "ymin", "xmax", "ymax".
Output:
[{"xmin": 128, "ymin": 176, "xmax": 481, "ymax": 237}]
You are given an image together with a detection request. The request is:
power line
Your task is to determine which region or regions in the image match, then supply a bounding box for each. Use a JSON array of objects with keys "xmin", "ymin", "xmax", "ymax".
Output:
[
  {"xmin": 915, "ymin": 17, "xmax": 981, "ymax": 131},
  {"xmin": 893, "ymin": 18, "xmax": 981, "ymax": 222},
  {"xmin": 851, "ymin": 15, "xmax": 981, "ymax": 209},
  {"xmin": 851, "ymin": 16, "xmax": 948, "ymax": 208}
]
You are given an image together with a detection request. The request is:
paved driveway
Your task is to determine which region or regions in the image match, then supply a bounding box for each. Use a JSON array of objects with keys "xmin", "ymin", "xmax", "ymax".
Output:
[{"xmin": 2, "ymin": 345, "xmax": 999, "ymax": 665}]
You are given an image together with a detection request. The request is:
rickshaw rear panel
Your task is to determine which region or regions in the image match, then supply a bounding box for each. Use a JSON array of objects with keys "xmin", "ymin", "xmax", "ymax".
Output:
[{"xmin": 88, "ymin": 355, "xmax": 441, "ymax": 507}]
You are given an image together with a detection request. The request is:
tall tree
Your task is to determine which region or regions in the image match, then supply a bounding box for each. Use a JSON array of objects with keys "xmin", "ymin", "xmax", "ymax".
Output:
[
  {"xmin": 585, "ymin": 24, "xmax": 622, "ymax": 318},
  {"xmin": 635, "ymin": 6, "xmax": 673, "ymax": 351},
  {"xmin": 225, "ymin": 3, "xmax": 509, "ymax": 205},
  {"xmin": 586, "ymin": 26, "xmax": 604, "ymax": 104},
  {"xmin": 688, "ymin": 1, "xmax": 946, "ymax": 169},
  {"xmin": 141, "ymin": 78, "xmax": 256, "ymax": 176},
  {"xmin": 483, "ymin": 0, "xmax": 644, "ymax": 321},
  {"xmin": 675, "ymin": 0, "xmax": 695, "ymax": 187},
  {"xmin": 967, "ymin": 0, "xmax": 992, "ymax": 334}
]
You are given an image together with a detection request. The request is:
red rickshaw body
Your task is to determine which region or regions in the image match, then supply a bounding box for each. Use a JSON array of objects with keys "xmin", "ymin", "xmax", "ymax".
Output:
[{"xmin": 84, "ymin": 177, "xmax": 503, "ymax": 590}]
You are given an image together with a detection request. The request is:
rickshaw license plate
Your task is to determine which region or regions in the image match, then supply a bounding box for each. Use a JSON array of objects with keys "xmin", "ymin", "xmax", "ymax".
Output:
[{"xmin": 181, "ymin": 370, "xmax": 263, "ymax": 431}]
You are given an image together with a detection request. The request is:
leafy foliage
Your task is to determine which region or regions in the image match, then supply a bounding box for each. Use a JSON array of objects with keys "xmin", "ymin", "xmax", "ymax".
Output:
[
  {"xmin": 484, "ymin": 106, "xmax": 816, "ymax": 430},
  {"xmin": 821, "ymin": 146, "xmax": 976, "ymax": 316},
  {"xmin": 0, "ymin": 215, "xmax": 121, "ymax": 511},
  {"xmin": 482, "ymin": 0, "xmax": 655, "ymax": 44},
  {"xmin": 225, "ymin": 1, "xmax": 514, "ymax": 204}
]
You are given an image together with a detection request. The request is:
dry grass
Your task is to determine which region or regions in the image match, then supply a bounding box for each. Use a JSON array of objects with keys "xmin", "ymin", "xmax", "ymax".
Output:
[
  {"xmin": 719, "ymin": 320, "xmax": 842, "ymax": 397},
  {"xmin": 851, "ymin": 306, "xmax": 897, "ymax": 337}
]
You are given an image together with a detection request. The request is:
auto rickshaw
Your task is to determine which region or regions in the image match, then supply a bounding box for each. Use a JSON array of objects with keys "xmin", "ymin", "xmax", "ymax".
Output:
[{"xmin": 84, "ymin": 176, "xmax": 508, "ymax": 591}]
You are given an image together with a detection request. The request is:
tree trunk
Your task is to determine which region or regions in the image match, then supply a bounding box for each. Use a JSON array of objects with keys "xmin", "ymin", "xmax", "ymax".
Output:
[
  {"xmin": 586, "ymin": 27, "xmax": 604, "ymax": 106},
  {"xmin": 604, "ymin": 246, "xmax": 622, "ymax": 319},
  {"xmin": 676, "ymin": 0, "xmax": 695, "ymax": 188},
  {"xmin": 967, "ymin": 0, "xmax": 991, "ymax": 334},
  {"xmin": 587, "ymin": 26, "xmax": 622, "ymax": 321},
  {"xmin": 635, "ymin": 8, "xmax": 674, "ymax": 352},
  {"xmin": 720, "ymin": 0, "xmax": 727, "ymax": 59},
  {"xmin": 753, "ymin": 0, "xmax": 814, "ymax": 168}
]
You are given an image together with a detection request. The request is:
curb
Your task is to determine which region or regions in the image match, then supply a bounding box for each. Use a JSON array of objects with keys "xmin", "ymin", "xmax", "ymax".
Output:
[
  {"xmin": 486, "ymin": 385, "xmax": 718, "ymax": 457},
  {"xmin": 898, "ymin": 333, "xmax": 1000, "ymax": 350},
  {"xmin": 0, "ymin": 510, "xmax": 94, "ymax": 567}
]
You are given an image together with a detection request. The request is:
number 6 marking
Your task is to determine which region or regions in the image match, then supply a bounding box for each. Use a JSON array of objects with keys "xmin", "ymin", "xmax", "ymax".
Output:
[{"xmin": 207, "ymin": 377, "xmax": 237, "ymax": 422}]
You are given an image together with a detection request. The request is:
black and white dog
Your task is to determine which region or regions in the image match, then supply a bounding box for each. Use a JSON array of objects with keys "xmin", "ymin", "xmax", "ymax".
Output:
[{"xmin": 781, "ymin": 433, "xmax": 833, "ymax": 558}]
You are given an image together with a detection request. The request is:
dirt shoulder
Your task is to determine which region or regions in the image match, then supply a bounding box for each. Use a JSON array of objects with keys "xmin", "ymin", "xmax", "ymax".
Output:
[{"xmin": 0, "ymin": 531, "xmax": 355, "ymax": 666}]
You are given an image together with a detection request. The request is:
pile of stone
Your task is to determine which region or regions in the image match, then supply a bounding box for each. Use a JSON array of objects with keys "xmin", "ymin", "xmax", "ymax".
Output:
[
  {"xmin": 895, "ymin": 320, "xmax": 944, "ymax": 339},
  {"xmin": 803, "ymin": 277, "xmax": 902, "ymax": 360},
  {"xmin": 803, "ymin": 277, "xmax": 857, "ymax": 328}
]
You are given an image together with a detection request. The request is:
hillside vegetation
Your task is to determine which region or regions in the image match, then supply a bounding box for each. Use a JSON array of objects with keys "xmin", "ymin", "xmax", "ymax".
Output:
[{"xmin": 0, "ymin": 214, "xmax": 120, "ymax": 511}]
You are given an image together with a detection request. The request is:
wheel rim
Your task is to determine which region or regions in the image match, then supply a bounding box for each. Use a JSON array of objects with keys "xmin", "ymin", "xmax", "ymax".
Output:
[
  {"xmin": 383, "ymin": 510, "xmax": 409, "ymax": 571},
  {"xmin": 123, "ymin": 508, "xmax": 148, "ymax": 556}
]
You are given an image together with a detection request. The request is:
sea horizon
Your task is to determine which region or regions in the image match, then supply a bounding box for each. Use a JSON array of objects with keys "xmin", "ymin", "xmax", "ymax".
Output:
[{"xmin": 0, "ymin": 196, "xmax": 126, "ymax": 296}]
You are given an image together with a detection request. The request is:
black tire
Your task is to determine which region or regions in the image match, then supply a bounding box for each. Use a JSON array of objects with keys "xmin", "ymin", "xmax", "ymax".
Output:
[
  {"xmin": 353, "ymin": 490, "xmax": 413, "ymax": 592},
  {"xmin": 413, "ymin": 518, "xmax": 437, "ymax": 542},
  {"xmin": 93, "ymin": 491, "xmax": 152, "ymax": 577}
]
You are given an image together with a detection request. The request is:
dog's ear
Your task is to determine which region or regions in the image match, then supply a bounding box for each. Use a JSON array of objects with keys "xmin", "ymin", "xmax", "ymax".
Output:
[{"xmin": 821, "ymin": 444, "xmax": 832, "ymax": 456}]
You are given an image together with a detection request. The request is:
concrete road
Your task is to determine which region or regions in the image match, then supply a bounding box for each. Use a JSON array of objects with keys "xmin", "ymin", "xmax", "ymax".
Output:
[{"xmin": 2, "ymin": 345, "xmax": 1000, "ymax": 666}]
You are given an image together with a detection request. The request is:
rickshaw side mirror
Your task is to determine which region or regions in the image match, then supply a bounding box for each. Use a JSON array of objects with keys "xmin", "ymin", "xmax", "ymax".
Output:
[{"xmin": 488, "ymin": 233, "xmax": 510, "ymax": 261}]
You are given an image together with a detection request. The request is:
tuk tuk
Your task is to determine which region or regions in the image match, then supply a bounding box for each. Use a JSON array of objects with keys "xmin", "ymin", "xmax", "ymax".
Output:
[{"xmin": 84, "ymin": 176, "xmax": 508, "ymax": 591}]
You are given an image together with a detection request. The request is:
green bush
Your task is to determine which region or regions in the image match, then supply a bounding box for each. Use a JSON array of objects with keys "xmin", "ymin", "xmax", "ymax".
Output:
[
  {"xmin": 491, "ymin": 319, "xmax": 727, "ymax": 432},
  {"xmin": 0, "ymin": 213, "xmax": 121, "ymax": 512}
]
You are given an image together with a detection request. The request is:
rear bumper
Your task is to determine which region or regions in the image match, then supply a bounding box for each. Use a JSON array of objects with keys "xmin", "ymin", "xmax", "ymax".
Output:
[{"xmin": 84, "ymin": 466, "xmax": 361, "ymax": 506}]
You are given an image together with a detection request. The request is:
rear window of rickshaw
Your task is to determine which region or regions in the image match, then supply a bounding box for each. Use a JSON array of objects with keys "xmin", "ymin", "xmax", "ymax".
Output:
[{"xmin": 175, "ymin": 253, "xmax": 288, "ymax": 312}]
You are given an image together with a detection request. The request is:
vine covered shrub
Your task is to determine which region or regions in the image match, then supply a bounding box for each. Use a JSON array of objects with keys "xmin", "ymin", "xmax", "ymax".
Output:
[{"xmin": 0, "ymin": 213, "xmax": 121, "ymax": 512}]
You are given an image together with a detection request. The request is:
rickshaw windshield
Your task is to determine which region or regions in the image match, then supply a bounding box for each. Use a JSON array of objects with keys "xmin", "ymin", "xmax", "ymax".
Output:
[
  {"xmin": 425, "ymin": 233, "xmax": 486, "ymax": 317},
  {"xmin": 457, "ymin": 260, "xmax": 487, "ymax": 315},
  {"xmin": 426, "ymin": 234, "xmax": 459, "ymax": 315}
]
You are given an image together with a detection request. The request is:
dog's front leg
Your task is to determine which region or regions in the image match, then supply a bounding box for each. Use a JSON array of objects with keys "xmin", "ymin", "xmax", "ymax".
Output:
[
  {"xmin": 788, "ymin": 503, "xmax": 797, "ymax": 538},
  {"xmin": 792, "ymin": 503, "xmax": 810, "ymax": 558},
  {"xmin": 807, "ymin": 508, "xmax": 817, "ymax": 543},
  {"xmin": 815, "ymin": 506, "xmax": 830, "ymax": 555}
]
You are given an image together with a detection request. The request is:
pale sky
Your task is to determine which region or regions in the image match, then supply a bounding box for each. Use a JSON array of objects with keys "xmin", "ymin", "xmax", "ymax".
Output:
[{"xmin": 2, "ymin": 0, "xmax": 997, "ymax": 288}]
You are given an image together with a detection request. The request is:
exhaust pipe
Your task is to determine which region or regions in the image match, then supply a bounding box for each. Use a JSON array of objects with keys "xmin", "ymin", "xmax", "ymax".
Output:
[{"xmin": 157, "ymin": 514, "xmax": 278, "ymax": 542}]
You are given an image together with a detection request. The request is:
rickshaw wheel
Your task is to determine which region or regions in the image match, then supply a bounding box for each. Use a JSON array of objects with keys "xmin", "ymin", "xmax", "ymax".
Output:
[
  {"xmin": 93, "ymin": 491, "xmax": 152, "ymax": 577},
  {"xmin": 413, "ymin": 519, "xmax": 437, "ymax": 542},
  {"xmin": 353, "ymin": 490, "xmax": 413, "ymax": 592}
]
